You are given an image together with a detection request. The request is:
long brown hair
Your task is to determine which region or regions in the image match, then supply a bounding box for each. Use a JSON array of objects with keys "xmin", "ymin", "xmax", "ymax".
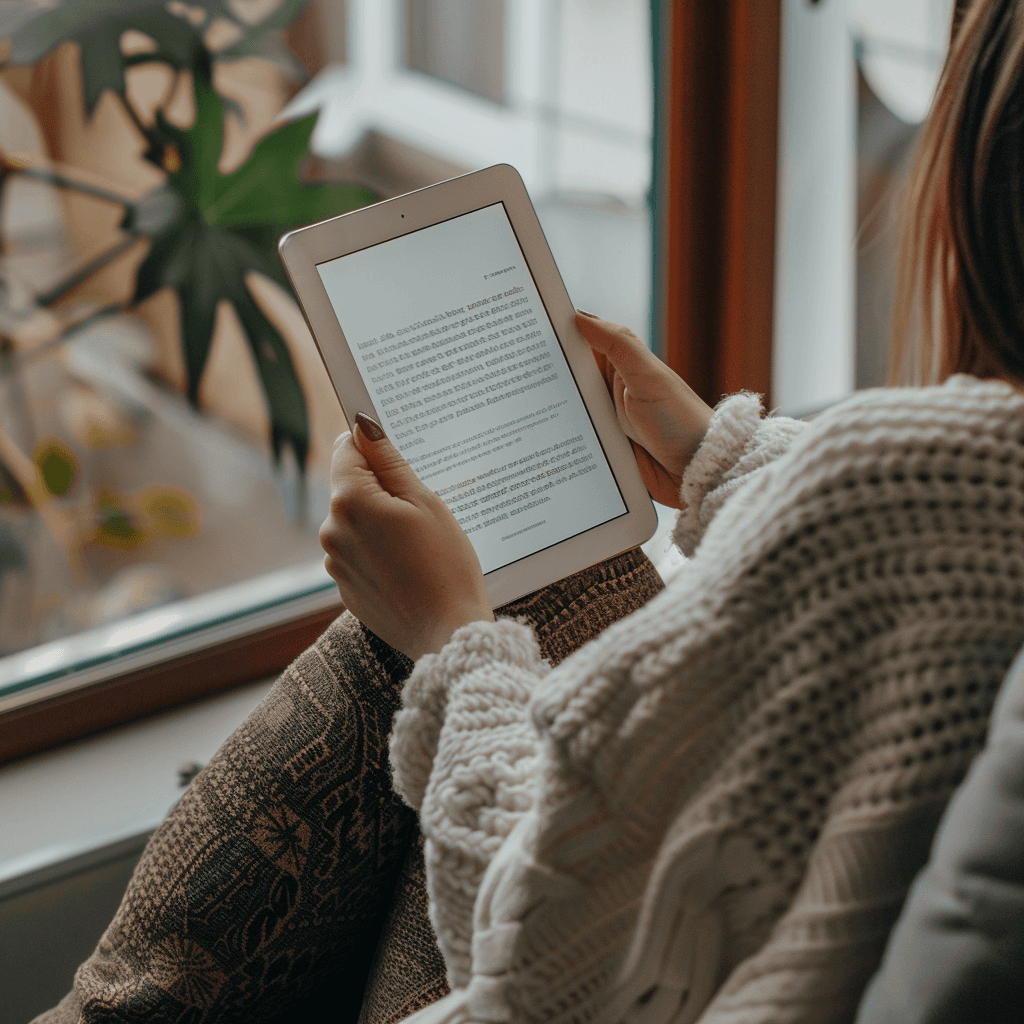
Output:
[{"xmin": 892, "ymin": 0, "xmax": 1024, "ymax": 385}]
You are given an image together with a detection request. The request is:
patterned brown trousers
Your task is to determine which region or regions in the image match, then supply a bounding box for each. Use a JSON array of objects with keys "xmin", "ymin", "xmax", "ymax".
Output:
[{"xmin": 35, "ymin": 550, "xmax": 663, "ymax": 1024}]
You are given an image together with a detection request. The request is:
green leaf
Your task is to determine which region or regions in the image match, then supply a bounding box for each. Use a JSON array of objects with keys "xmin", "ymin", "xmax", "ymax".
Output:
[
  {"xmin": 94, "ymin": 491, "xmax": 144, "ymax": 548},
  {"xmin": 0, "ymin": 519, "xmax": 27, "ymax": 579},
  {"xmin": 35, "ymin": 439, "xmax": 77, "ymax": 496},
  {"xmin": 2, "ymin": 0, "xmax": 212, "ymax": 114},
  {"xmin": 234, "ymin": 285, "xmax": 310, "ymax": 465},
  {"xmin": 128, "ymin": 77, "xmax": 375, "ymax": 467},
  {"xmin": 0, "ymin": 0, "xmax": 313, "ymax": 115}
]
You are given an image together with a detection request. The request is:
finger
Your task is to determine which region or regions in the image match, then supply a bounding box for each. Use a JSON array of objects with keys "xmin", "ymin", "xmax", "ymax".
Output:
[
  {"xmin": 574, "ymin": 311, "xmax": 662, "ymax": 385},
  {"xmin": 631, "ymin": 441, "xmax": 683, "ymax": 508},
  {"xmin": 329, "ymin": 430, "xmax": 371, "ymax": 491},
  {"xmin": 353, "ymin": 413, "xmax": 423, "ymax": 499},
  {"xmin": 588, "ymin": 341, "xmax": 615, "ymax": 390}
]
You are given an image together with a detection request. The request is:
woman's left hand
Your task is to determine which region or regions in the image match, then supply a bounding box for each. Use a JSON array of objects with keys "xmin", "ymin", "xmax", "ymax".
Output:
[{"xmin": 320, "ymin": 415, "xmax": 493, "ymax": 661}]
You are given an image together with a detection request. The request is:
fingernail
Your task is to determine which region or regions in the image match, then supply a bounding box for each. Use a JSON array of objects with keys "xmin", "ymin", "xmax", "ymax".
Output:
[
  {"xmin": 576, "ymin": 309, "xmax": 600, "ymax": 319},
  {"xmin": 355, "ymin": 412, "xmax": 386, "ymax": 441},
  {"xmin": 334, "ymin": 430, "xmax": 352, "ymax": 449}
]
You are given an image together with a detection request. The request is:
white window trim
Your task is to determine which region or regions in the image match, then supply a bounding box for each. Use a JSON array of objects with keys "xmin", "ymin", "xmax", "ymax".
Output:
[
  {"xmin": 0, "ymin": 675, "xmax": 274, "ymax": 896},
  {"xmin": 773, "ymin": 0, "xmax": 857, "ymax": 415},
  {"xmin": 286, "ymin": 0, "xmax": 651, "ymax": 204}
]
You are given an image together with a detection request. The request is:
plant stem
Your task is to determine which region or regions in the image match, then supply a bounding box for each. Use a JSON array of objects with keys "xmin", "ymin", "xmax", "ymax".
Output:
[
  {"xmin": 123, "ymin": 99, "xmax": 149, "ymax": 141},
  {"xmin": 0, "ymin": 423, "xmax": 83, "ymax": 578},
  {"xmin": 0, "ymin": 304, "xmax": 128, "ymax": 379},
  {"xmin": 9, "ymin": 165, "xmax": 131, "ymax": 207},
  {"xmin": 120, "ymin": 87, "xmax": 154, "ymax": 144},
  {"xmin": 35, "ymin": 236, "xmax": 139, "ymax": 308}
]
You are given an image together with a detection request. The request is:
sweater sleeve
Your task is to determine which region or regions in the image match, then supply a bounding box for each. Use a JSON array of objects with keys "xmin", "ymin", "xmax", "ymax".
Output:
[
  {"xmin": 388, "ymin": 391, "xmax": 804, "ymax": 815},
  {"xmin": 396, "ymin": 377, "xmax": 1024, "ymax": 1024},
  {"xmin": 672, "ymin": 392, "xmax": 806, "ymax": 556},
  {"xmin": 390, "ymin": 618, "xmax": 549, "ymax": 988}
]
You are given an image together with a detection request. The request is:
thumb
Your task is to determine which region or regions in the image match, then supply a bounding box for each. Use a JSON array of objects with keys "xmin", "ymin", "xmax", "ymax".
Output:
[
  {"xmin": 574, "ymin": 311, "xmax": 660, "ymax": 384},
  {"xmin": 353, "ymin": 413, "xmax": 421, "ymax": 498}
]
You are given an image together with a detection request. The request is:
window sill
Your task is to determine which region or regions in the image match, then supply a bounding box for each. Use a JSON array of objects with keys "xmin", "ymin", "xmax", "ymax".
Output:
[
  {"xmin": 0, "ymin": 675, "xmax": 275, "ymax": 896},
  {"xmin": 0, "ymin": 502, "xmax": 683, "ymax": 767},
  {"xmin": 0, "ymin": 563, "xmax": 343, "ymax": 765}
]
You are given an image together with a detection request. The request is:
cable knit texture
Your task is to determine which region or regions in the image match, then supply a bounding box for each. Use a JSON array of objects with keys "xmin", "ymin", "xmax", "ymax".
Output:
[
  {"xmin": 392, "ymin": 620, "xmax": 550, "ymax": 987},
  {"xmin": 390, "ymin": 377, "xmax": 1024, "ymax": 1024}
]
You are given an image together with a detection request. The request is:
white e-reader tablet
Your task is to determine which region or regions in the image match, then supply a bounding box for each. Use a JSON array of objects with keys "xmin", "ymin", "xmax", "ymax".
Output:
[{"xmin": 279, "ymin": 163, "xmax": 657, "ymax": 608}]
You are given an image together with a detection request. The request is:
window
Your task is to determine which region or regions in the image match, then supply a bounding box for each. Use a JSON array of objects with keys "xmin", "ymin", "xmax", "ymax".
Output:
[
  {"xmin": 404, "ymin": 0, "xmax": 507, "ymax": 103},
  {"xmin": 773, "ymin": 0, "xmax": 953, "ymax": 414},
  {"xmin": 0, "ymin": 0, "xmax": 652, "ymax": 749}
]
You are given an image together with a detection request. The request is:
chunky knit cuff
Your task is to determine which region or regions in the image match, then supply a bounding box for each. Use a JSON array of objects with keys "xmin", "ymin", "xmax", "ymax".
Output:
[
  {"xmin": 390, "ymin": 619, "xmax": 544, "ymax": 813},
  {"xmin": 672, "ymin": 393, "xmax": 806, "ymax": 557},
  {"xmin": 674, "ymin": 392, "xmax": 763, "ymax": 555}
]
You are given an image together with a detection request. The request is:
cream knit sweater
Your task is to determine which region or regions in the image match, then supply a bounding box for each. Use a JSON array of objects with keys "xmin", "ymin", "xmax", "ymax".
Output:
[{"xmin": 389, "ymin": 377, "xmax": 1024, "ymax": 1024}]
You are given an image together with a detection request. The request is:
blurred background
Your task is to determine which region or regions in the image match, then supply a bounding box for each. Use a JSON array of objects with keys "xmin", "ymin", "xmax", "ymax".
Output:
[
  {"xmin": 0, "ymin": 0, "xmax": 652, "ymax": 665},
  {"xmin": 0, "ymin": 0, "xmax": 955, "ymax": 699}
]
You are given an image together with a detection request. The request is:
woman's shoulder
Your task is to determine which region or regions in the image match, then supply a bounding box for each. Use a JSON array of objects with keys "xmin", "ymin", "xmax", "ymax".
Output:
[
  {"xmin": 687, "ymin": 375, "xmax": 1024, "ymax": 569},
  {"xmin": 763, "ymin": 375, "xmax": 1024, "ymax": 491},
  {"xmin": 795, "ymin": 375, "xmax": 1024, "ymax": 449}
]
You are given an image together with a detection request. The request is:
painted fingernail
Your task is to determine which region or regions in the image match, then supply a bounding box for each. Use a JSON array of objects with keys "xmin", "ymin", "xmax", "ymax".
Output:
[
  {"xmin": 355, "ymin": 412, "xmax": 386, "ymax": 441},
  {"xmin": 576, "ymin": 309, "xmax": 600, "ymax": 319}
]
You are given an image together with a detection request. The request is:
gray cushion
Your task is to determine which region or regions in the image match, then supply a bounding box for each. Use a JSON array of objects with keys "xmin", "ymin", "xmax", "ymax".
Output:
[{"xmin": 855, "ymin": 647, "xmax": 1024, "ymax": 1024}]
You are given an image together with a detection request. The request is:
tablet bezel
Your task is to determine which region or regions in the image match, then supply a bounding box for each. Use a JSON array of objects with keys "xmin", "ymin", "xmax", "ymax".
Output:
[{"xmin": 279, "ymin": 163, "xmax": 657, "ymax": 608}]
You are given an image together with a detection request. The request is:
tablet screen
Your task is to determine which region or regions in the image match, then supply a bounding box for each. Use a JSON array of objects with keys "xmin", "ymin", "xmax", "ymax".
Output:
[{"xmin": 316, "ymin": 202, "xmax": 627, "ymax": 575}]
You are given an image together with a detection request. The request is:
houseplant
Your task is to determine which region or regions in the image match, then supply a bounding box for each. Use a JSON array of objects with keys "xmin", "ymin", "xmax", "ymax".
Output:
[
  {"xmin": 0, "ymin": 0, "xmax": 373, "ymax": 650},
  {"xmin": 1, "ymin": 0, "xmax": 373, "ymax": 466}
]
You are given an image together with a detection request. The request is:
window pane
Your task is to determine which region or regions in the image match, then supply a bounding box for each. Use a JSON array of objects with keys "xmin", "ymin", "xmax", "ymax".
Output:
[
  {"xmin": 0, "ymin": 0, "xmax": 652, "ymax": 702},
  {"xmin": 854, "ymin": 0, "xmax": 952, "ymax": 389},
  {"xmin": 403, "ymin": 0, "xmax": 506, "ymax": 104}
]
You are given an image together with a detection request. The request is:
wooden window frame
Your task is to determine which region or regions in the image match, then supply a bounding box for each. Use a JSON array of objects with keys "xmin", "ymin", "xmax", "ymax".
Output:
[
  {"xmin": 653, "ymin": 0, "xmax": 781, "ymax": 405},
  {"xmin": 0, "ymin": 594, "xmax": 342, "ymax": 764}
]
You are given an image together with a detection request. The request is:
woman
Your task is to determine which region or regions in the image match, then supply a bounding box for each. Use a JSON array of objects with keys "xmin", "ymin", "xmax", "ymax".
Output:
[
  {"xmin": 320, "ymin": 1, "xmax": 1024, "ymax": 1021},
  {"xmin": 36, "ymin": 1, "xmax": 1024, "ymax": 1022}
]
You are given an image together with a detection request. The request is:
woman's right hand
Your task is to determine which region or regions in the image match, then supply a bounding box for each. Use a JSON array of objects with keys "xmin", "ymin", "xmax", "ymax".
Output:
[{"xmin": 575, "ymin": 311, "xmax": 713, "ymax": 509}]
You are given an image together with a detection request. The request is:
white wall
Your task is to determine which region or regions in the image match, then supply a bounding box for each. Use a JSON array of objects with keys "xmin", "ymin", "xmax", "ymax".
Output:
[{"xmin": 773, "ymin": 0, "xmax": 857, "ymax": 415}]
